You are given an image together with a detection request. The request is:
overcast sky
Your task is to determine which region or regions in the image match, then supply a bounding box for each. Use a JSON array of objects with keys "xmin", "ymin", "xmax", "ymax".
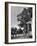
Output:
[{"xmin": 11, "ymin": 6, "xmax": 24, "ymax": 27}]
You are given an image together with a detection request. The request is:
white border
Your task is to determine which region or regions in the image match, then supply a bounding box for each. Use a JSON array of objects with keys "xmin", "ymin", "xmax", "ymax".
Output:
[{"xmin": 8, "ymin": 3, "xmax": 35, "ymax": 43}]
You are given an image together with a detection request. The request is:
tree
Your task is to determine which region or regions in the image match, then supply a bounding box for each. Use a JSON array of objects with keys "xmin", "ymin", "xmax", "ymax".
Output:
[
  {"xmin": 17, "ymin": 8, "xmax": 32, "ymax": 32},
  {"xmin": 11, "ymin": 27, "xmax": 17, "ymax": 35}
]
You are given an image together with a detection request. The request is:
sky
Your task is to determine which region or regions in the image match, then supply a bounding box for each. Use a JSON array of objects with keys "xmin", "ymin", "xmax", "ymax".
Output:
[{"xmin": 11, "ymin": 6, "xmax": 24, "ymax": 27}]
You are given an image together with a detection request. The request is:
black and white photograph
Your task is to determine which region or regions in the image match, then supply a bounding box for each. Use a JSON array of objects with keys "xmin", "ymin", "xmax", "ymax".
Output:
[
  {"xmin": 5, "ymin": 2, "xmax": 36, "ymax": 44},
  {"xmin": 11, "ymin": 7, "xmax": 32, "ymax": 39}
]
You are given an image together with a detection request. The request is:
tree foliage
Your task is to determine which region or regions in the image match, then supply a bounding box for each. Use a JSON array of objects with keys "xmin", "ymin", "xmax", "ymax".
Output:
[{"xmin": 17, "ymin": 8, "xmax": 32, "ymax": 27}]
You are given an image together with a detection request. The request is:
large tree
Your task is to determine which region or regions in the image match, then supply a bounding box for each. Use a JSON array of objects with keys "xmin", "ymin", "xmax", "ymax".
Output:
[{"xmin": 17, "ymin": 8, "xmax": 32, "ymax": 32}]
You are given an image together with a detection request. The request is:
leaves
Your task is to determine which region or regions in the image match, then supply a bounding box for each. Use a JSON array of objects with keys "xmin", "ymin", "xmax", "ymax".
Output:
[{"xmin": 17, "ymin": 8, "xmax": 32, "ymax": 27}]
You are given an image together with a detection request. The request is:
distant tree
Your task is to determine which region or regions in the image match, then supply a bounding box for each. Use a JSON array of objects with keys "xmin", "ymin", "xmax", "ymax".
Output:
[
  {"xmin": 11, "ymin": 28, "xmax": 15, "ymax": 35},
  {"xmin": 11, "ymin": 27, "xmax": 17, "ymax": 35}
]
